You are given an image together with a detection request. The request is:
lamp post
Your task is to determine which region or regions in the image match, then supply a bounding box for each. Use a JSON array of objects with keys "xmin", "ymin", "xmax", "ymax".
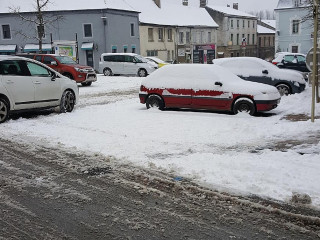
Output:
[{"xmin": 311, "ymin": 0, "xmax": 319, "ymax": 122}]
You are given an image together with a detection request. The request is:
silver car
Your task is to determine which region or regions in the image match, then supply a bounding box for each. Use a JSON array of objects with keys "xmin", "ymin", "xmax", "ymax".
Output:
[
  {"xmin": 0, "ymin": 55, "xmax": 79, "ymax": 123},
  {"xmin": 213, "ymin": 57, "xmax": 306, "ymax": 96}
]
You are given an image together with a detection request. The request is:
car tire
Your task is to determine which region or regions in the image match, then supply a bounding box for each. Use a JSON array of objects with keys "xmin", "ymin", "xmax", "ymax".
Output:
[
  {"xmin": 138, "ymin": 69, "xmax": 147, "ymax": 77},
  {"xmin": 59, "ymin": 90, "xmax": 75, "ymax": 113},
  {"xmin": 233, "ymin": 98, "xmax": 255, "ymax": 116},
  {"xmin": 146, "ymin": 95, "xmax": 164, "ymax": 110},
  {"xmin": 81, "ymin": 82, "xmax": 92, "ymax": 86},
  {"xmin": 276, "ymin": 84, "xmax": 291, "ymax": 96},
  {"xmin": 103, "ymin": 68, "xmax": 112, "ymax": 76},
  {"xmin": 62, "ymin": 73, "xmax": 73, "ymax": 79},
  {"xmin": 0, "ymin": 98, "xmax": 9, "ymax": 124}
]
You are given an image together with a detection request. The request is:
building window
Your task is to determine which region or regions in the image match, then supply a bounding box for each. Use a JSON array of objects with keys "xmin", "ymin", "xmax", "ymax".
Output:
[
  {"xmin": 83, "ymin": 24, "xmax": 93, "ymax": 38},
  {"xmin": 112, "ymin": 46, "xmax": 117, "ymax": 53},
  {"xmin": 2, "ymin": 24, "xmax": 11, "ymax": 39},
  {"xmin": 124, "ymin": 46, "xmax": 128, "ymax": 53},
  {"xmin": 237, "ymin": 20, "xmax": 239, "ymax": 28},
  {"xmin": 168, "ymin": 28, "xmax": 172, "ymax": 41},
  {"xmin": 292, "ymin": 20, "xmax": 300, "ymax": 34},
  {"xmin": 259, "ymin": 37, "xmax": 262, "ymax": 47},
  {"xmin": 200, "ymin": 31, "xmax": 204, "ymax": 43},
  {"xmin": 132, "ymin": 46, "xmax": 136, "ymax": 53},
  {"xmin": 247, "ymin": 34, "xmax": 250, "ymax": 44},
  {"xmin": 130, "ymin": 23, "xmax": 135, "ymax": 37},
  {"xmin": 230, "ymin": 34, "xmax": 233, "ymax": 44},
  {"xmin": 253, "ymin": 21, "xmax": 255, "ymax": 29},
  {"xmin": 208, "ymin": 32, "xmax": 211, "ymax": 42},
  {"xmin": 148, "ymin": 28, "xmax": 154, "ymax": 41},
  {"xmin": 231, "ymin": 20, "xmax": 234, "ymax": 29},
  {"xmin": 179, "ymin": 32, "xmax": 184, "ymax": 44},
  {"xmin": 243, "ymin": 20, "xmax": 245, "ymax": 28},
  {"xmin": 248, "ymin": 21, "xmax": 250, "ymax": 28},
  {"xmin": 147, "ymin": 50, "xmax": 158, "ymax": 56},
  {"xmin": 252, "ymin": 34, "xmax": 255, "ymax": 45},
  {"xmin": 237, "ymin": 33, "xmax": 239, "ymax": 45},
  {"xmin": 158, "ymin": 28, "xmax": 164, "ymax": 41},
  {"xmin": 292, "ymin": 46, "xmax": 298, "ymax": 53},
  {"xmin": 186, "ymin": 32, "xmax": 190, "ymax": 44}
]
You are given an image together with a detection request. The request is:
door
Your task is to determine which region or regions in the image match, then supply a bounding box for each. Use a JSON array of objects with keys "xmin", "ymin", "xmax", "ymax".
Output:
[
  {"xmin": 162, "ymin": 88, "xmax": 192, "ymax": 108},
  {"xmin": 0, "ymin": 60, "xmax": 35, "ymax": 110},
  {"xmin": 192, "ymin": 85, "xmax": 231, "ymax": 110},
  {"xmin": 86, "ymin": 50, "xmax": 94, "ymax": 68},
  {"xmin": 25, "ymin": 61, "xmax": 61, "ymax": 108},
  {"xmin": 123, "ymin": 55, "xmax": 137, "ymax": 74}
]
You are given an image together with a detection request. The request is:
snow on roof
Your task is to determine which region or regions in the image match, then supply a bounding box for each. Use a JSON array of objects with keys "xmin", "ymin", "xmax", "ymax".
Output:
[
  {"xmin": 276, "ymin": 0, "xmax": 310, "ymax": 9},
  {"xmin": 124, "ymin": 0, "xmax": 218, "ymax": 27},
  {"xmin": 206, "ymin": 5, "xmax": 257, "ymax": 18},
  {"xmin": 0, "ymin": 0, "xmax": 136, "ymax": 14},
  {"xmin": 261, "ymin": 20, "xmax": 276, "ymax": 29},
  {"xmin": 257, "ymin": 25, "xmax": 275, "ymax": 34}
]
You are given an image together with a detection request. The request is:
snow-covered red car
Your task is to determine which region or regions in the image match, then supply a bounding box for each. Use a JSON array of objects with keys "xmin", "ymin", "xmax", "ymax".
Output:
[{"xmin": 139, "ymin": 64, "xmax": 281, "ymax": 116}]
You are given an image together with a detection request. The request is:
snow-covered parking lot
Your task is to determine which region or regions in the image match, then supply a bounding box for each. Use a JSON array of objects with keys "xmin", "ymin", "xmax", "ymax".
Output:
[{"xmin": 1, "ymin": 75, "xmax": 320, "ymax": 207}]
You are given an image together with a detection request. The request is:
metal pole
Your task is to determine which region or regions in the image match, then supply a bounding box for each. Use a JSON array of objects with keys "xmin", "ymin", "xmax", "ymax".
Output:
[{"xmin": 312, "ymin": 0, "xmax": 318, "ymax": 122}]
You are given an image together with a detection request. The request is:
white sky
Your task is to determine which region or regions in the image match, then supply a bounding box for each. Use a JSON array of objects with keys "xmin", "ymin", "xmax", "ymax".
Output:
[{"xmin": 208, "ymin": 0, "xmax": 279, "ymax": 12}]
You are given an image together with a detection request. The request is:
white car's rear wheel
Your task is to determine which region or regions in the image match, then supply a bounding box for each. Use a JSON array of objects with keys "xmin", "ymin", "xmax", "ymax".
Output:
[
  {"xmin": 60, "ymin": 90, "xmax": 75, "ymax": 113},
  {"xmin": 0, "ymin": 98, "xmax": 9, "ymax": 124},
  {"xmin": 138, "ymin": 69, "xmax": 147, "ymax": 77}
]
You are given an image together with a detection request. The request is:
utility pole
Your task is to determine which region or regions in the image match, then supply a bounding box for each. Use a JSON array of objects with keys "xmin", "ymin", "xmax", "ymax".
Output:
[{"xmin": 311, "ymin": 0, "xmax": 319, "ymax": 122}]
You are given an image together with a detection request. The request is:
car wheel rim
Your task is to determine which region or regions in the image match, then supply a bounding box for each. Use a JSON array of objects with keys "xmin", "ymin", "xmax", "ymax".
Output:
[
  {"xmin": 0, "ymin": 101, "xmax": 8, "ymax": 121},
  {"xmin": 64, "ymin": 92, "xmax": 75, "ymax": 112},
  {"xmin": 150, "ymin": 99, "xmax": 159, "ymax": 108},
  {"xmin": 277, "ymin": 85, "xmax": 289, "ymax": 96},
  {"xmin": 104, "ymin": 69, "xmax": 111, "ymax": 76},
  {"xmin": 238, "ymin": 103, "xmax": 250, "ymax": 113},
  {"xmin": 139, "ymin": 70, "xmax": 146, "ymax": 77}
]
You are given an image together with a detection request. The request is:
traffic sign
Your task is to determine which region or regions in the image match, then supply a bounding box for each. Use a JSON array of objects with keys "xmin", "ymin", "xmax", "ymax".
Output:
[{"xmin": 306, "ymin": 47, "xmax": 320, "ymax": 71}]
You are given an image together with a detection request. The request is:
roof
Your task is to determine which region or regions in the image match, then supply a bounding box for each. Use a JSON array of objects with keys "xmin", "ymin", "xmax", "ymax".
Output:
[
  {"xmin": 261, "ymin": 20, "xmax": 276, "ymax": 29},
  {"xmin": 124, "ymin": 0, "xmax": 218, "ymax": 27},
  {"xmin": 0, "ymin": 0, "xmax": 137, "ymax": 14},
  {"xmin": 257, "ymin": 25, "xmax": 275, "ymax": 34},
  {"xmin": 206, "ymin": 5, "xmax": 257, "ymax": 18},
  {"xmin": 276, "ymin": 0, "xmax": 310, "ymax": 9}
]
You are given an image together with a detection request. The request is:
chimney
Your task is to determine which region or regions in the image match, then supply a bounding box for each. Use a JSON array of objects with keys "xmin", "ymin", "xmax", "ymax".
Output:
[
  {"xmin": 233, "ymin": 3, "xmax": 238, "ymax": 10},
  {"xmin": 153, "ymin": 0, "xmax": 161, "ymax": 8},
  {"xmin": 200, "ymin": 0, "xmax": 207, "ymax": 8},
  {"xmin": 182, "ymin": 0, "xmax": 188, "ymax": 6}
]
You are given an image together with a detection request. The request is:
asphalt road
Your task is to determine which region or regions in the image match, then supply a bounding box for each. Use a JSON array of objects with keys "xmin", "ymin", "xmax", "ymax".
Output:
[{"xmin": 0, "ymin": 137, "xmax": 320, "ymax": 239}]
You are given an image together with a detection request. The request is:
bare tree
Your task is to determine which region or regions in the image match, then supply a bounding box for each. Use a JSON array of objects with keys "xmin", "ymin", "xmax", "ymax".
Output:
[{"xmin": 10, "ymin": 0, "xmax": 63, "ymax": 53}]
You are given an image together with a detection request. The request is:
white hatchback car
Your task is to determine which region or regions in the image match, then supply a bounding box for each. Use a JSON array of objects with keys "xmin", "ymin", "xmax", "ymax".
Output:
[{"xmin": 0, "ymin": 55, "xmax": 79, "ymax": 123}]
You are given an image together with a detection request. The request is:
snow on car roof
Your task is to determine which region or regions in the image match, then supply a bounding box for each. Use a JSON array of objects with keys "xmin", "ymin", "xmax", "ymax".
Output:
[{"xmin": 142, "ymin": 64, "xmax": 277, "ymax": 95}]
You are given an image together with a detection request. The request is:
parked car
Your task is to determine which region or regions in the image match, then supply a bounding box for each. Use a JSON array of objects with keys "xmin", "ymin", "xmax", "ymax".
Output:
[
  {"xmin": 145, "ymin": 56, "xmax": 169, "ymax": 68},
  {"xmin": 139, "ymin": 64, "xmax": 281, "ymax": 116},
  {"xmin": 16, "ymin": 53, "xmax": 97, "ymax": 86},
  {"xmin": 213, "ymin": 57, "xmax": 306, "ymax": 96},
  {"xmin": 99, "ymin": 53, "xmax": 158, "ymax": 77},
  {"xmin": 272, "ymin": 52, "xmax": 309, "ymax": 79},
  {"xmin": 0, "ymin": 55, "xmax": 79, "ymax": 123}
]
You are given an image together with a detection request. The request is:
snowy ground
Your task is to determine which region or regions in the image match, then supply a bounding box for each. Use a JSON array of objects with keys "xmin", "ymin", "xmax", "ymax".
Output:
[{"xmin": 1, "ymin": 75, "xmax": 320, "ymax": 207}]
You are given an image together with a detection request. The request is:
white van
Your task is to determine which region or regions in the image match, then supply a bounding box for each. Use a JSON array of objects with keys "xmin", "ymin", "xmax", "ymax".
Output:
[{"xmin": 99, "ymin": 53, "xmax": 158, "ymax": 77}]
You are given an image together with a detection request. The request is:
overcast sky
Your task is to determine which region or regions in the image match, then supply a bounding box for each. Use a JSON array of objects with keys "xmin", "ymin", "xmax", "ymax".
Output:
[{"xmin": 207, "ymin": 0, "xmax": 279, "ymax": 12}]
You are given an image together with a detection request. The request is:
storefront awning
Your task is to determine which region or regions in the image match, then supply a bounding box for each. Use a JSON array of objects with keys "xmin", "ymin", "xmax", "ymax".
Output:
[
  {"xmin": 0, "ymin": 45, "xmax": 17, "ymax": 53},
  {"xmin": 24, "ymin": 43, "xmax": 52, "ymax": 52},
  {"xmin": 81, "ymin": 42, "xmax": 93, "ymax": 50}
]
